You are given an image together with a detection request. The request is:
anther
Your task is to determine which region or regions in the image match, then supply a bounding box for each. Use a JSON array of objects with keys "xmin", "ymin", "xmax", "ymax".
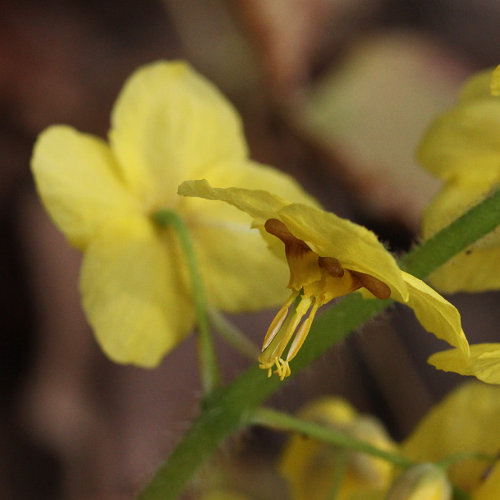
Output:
[
  {"xmin": 318, "ymin": 256, "xmax": 344, "ymax": 277},
  {"xmin": 351, "ymin": 271, "xmax": 391, "ymax": 300},
  {"xmin": 264, "ymin": 219, "xmax": 310, "ymax": 251}
]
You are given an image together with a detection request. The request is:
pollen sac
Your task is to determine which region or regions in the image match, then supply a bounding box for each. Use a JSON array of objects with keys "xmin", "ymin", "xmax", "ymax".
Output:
[
  {"xmin": 318, "ymin": 256, "xmax": 344, "ymax": 277},
  {"xmin": 264, "ymin": 218, "xmax": 310, "ymax": 251},
  {"xmin": 351, "ymin": 270, "xmax": 391, "ymax": 300}
]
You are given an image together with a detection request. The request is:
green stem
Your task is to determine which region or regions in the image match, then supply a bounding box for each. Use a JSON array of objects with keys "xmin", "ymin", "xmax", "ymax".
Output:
[
  {"xmin": 208, "ymin": 309, "xmax": 259, "ymax": 360},
  {"xmin": 328, "ymin": 449, "xmax": 348, "ymax": 500},
  {"xmin": 251, "ymin": 407, "xmax": 414, "ymax": 469},
  {"xmin": 400, "ymin": 186, "xmax": 500, "ymax": 278},
  {"xmin": 154, "ymin": 210, "xmax": 219, "ymax": 395},
  {"xmin": 141, "ymin": 187, "xmax": 500, "ymax": 500}
]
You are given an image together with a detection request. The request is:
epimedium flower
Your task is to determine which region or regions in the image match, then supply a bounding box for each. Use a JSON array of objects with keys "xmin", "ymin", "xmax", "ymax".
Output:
[
  {"xmin": 279, "ymin": 397, "xmax": 397, "ymax": 500},
  {"xmin": 178, "ymin": 180, "xmax": 470, "ymax": 380},
  {"xmin": 31, "ymin": 61, "xmax": 317, "ymax": 367},
  {"xmin": 418, "ymin": 64, "xmax": 500, "ymax": 293},
  {"xmin": 401, "ymin": 382, "xmax": 500, "ymax": 497},
  {"xmin": 278, "ymin": 383, "xmax": 500, "ymax": 500},
  {"xmin": 416, "ymin": 65, "xmax": 500, "ymax": 385},
  {"xmin": 428, "ymin": 344, "xmax": 500, "ymax": 385},
  {"xmin": 385, "ymin": 463, "xmax": 452, "ymax": 500}
]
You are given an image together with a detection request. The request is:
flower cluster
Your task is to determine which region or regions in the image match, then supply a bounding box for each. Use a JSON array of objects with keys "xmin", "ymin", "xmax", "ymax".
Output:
[
  {"xmin": 30, "ymin": 58, "xmax": 500, "ymax": 500},
  {"xmin": 419, "ymin": 65, "xmax": 500, "ymax": 293},
  {"xmin": 280, "ymin": 383, "xmax": 500, "ymax": 499},
  {"xmin": 419, "ymin": 65, "xmax": 500, "ymax": 384}
]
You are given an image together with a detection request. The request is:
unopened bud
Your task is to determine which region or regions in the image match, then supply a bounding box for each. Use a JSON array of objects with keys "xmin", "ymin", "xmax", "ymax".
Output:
[{"xmin": 387, "ymin": 463, "xmax": 452, "ymax": 500}]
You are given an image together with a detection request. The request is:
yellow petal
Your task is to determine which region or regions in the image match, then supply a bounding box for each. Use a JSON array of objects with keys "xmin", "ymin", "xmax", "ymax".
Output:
[
  {"xmin": 402, "ymin": 382, "xmax": 500, "ymax": 492},
  {"xmin": 473, "ymin": 461, "xmax": 500, "ymax": 499},
  {"xmin": 180, "ymin": 160, "xmax": 319, "ymax": 225},
  {"xmin": 80, "ymin": 214, "xmax": 195, "ymax": 367},
  {"xmin": 31, "ymin": 125, "xmax": 139, "ymax": 249},
  {"xmin": 491, "ymin": 64, "xmax": 500, "ymax": 96},
  {"xmin": 280, "ymin": 397, "xmax": 395, "ymax": 500},
  {"xmin": 400, "ymin": 272, "xmax": 469, "ymax": 355},
  {"xmin": 386, "ymin": 463, "xmax": 451, "ymax": 500},
  {"xmin": 178, "ymin": 178, "xmax": 290, "ymax": 221},
  {"xmin": 178, "ymin": 180, "xmax": 409, "ymax": 301},
  {"xmin": 180, "ymin": 161, "xmax": 319, "ymax": 310},
  {"xmin": 429, "ymin": 344, "xmax": 500, "ymax": 385},
  {"xmin": 458, "ymin": 69, "xmax": 495, "ymax": 102},
  {"xmin": 421, "ymin": 168, "xmax": 500, "ymax": 293},
  {"xmin": 277, "ymin": 203, "xmax": 408, "ymax": 301},
  {"xmin": 109, "ymin": 61, "xmax": 247, "ymax": 207},
  {"xmin": 191, "ymin": 223, "xmax": 289, "ymax": 310},
  {"xmin": 416, "ymin": 96, "xmax": 500, "ymax": 180},
  {"xmin": 427, "ymin": 247, "xmax": 500, "ymax": 293},
  {"xmin": 422, "ymin": 177, "xmax": 500, "ymax": 242}
]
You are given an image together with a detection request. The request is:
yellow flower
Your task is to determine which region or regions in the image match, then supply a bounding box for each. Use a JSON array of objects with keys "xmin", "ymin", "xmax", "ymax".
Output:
[
  {"xmin": 418, "ymin": 65, "xmax": 500, "ymax": 293},
  {"xmin": 386, "ymin": 463, "xmax": 452, "ymax": 500},
  {"xmin": 279, "ymin": 383, "xmax": 500, "ymax": 500},
  {"xmin": 428, "ymin": 344, "xmax": 500, "ymax": 385},
  {"xmin": 31, "ymin": 61, "xmax": 316, "ymax": 367},
  {"xmin": 178, "ymin": 180, "xmax": 469, "ymax": 379},
  {"xmin": 279, "ymin": 397, "xmax": 397, "ymax": 500},
  {"xmin": 491, "ymin": 64, "xmax": 500, "ymax": 96},
  {"xmin": 416, "ymin": 65, "xmax": 500, "ymax": 384},
  {"xmin": 402, "ymin": 382, "xmax": 500, "ymax": 496}
]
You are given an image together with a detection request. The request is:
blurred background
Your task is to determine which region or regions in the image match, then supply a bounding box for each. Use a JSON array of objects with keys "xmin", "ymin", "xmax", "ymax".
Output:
[{"xmin": 1, "ymin": 0, "xmax": 499, "ymax": 498}]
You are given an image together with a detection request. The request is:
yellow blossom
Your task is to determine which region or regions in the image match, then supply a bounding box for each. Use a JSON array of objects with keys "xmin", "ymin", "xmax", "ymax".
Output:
[
  {"xmin": 178, "ymin": 180, "xmax": 469, "ymax": 379},
  {"xmin": 491, "ymin": 64, "xmax": 500, "ymax": 96},
  {"xmin": 386, "ymin": 463, "xmax": 451, "ymax": 500},
  {"xmin": 428, "ymin": 344, "xmax": 500, "ymax": 385},
  {"xmin": 417, "ymin": 65, "xmax": 500, "ymax": 384},
  {"xmin": 279, "ymin": 397, "xmax": 397, "ymax": 500},
  {"xmin": 31, "ymin": 61, "xmax": 316, "ymax": 367},
  {"xmin": 279, "ymin": 383, "xmax": 500, "ymax": 500},
  {"xmin": 418, "ymin": 65, "xmax": 500, "ymax": 293},
  {"xmin": 401, "ymin": 382, "xmax": 500, "ymax": 499}
]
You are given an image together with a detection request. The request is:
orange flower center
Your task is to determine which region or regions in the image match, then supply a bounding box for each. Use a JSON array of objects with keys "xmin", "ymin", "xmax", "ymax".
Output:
[{"xmin": 259, "ymin": 219, "xmax": 391, "ymax": 380}]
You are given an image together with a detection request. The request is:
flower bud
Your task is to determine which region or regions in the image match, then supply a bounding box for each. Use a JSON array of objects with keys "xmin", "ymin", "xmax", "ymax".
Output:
[{"xmin": 387, "ymin": 463, "xmax": 452, "ymax": 500}]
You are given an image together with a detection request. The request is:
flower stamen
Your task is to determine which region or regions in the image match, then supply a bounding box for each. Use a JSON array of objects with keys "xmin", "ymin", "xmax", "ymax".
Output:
[
  {"xmin": 261, "ymin": 291, "xmax": 299, "ymax": 351},
  {"xmin": 259, "ymin": 217, "xmax": 392, "ymax": 379},
  {"xmin": 286, "ymin": 298, "xmax": 321, "ymax": 362},
  {"xmin": 318, "ymin": 256, "xmax": 344, "ymax": 277},
  {"xmin": 351, "ymin": 271, "xmax": 391, "ymax": 300}
]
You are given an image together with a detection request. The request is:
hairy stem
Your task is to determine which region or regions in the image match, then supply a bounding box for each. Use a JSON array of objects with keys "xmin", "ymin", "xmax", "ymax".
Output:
[{"xmin": 141, "ymin": 187, "xmax": 500, "ymax": 500}]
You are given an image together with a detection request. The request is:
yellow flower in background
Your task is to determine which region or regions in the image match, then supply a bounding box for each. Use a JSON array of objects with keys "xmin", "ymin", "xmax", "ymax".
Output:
[
  {"xmin": 279, "ymin": 383, "xmax": 500, "ymax": 500},
  {"xmin": 491, "ymin": 64, "xmax": 500, "ymax": 96},
  {"xmin": 418, "ymin": 65, "xmax": 500, "ymax": 293},
  {"xmin": 31, "ymin": 61, "xmax": 316, "ymax": 367},
  {"xmin": 386, "ymin": 463, "xmax": 451, "ymax": 500},
  {"xmin": 417, "ymin": 65, "xmax": 500, "ymax": 385},
  {"xmin": 429, "ymin": 342, "xmax": 500, "ymax": 384},
  {"xmin": 402, "ymin": 382, "xmax": 500, "ymax": 496},
  {"xmin": 279, "ymin": 397, "xmax": 397, "ymax": 500},
  {"xmin": 179, "ymin": 180, "xmax": 469, "ymax": 379}
]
